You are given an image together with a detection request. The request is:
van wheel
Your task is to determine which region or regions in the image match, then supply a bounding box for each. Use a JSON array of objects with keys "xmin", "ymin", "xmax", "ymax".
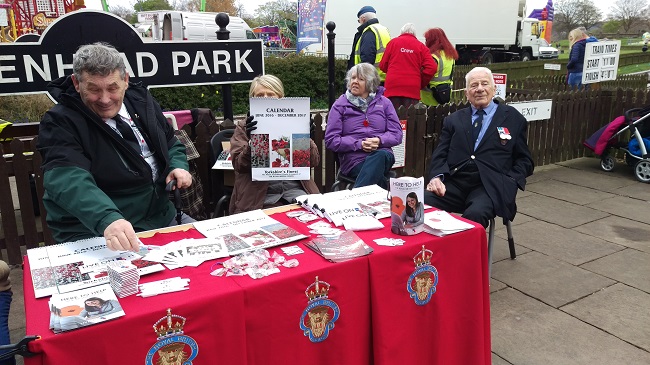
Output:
[
  {"xmin": 481, "ymin": 52, "xmax": 493, "ymax": 64},
  {"xmin": 520, "ymin": 51, "xmax": 531, "ymax": 62}
]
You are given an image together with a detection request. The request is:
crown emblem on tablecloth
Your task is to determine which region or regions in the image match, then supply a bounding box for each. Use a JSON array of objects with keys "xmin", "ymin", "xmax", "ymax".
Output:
[
  {"xmin": 153, "ymin": 308, "xmax": 186, "ymax": 340},
  {"xmin": 305, "ymin": 276, "xmax": 330, "ymax": 301},
  {"xmin": 413, "ymin": 245, "xmax": 433, "ymax": 267}
]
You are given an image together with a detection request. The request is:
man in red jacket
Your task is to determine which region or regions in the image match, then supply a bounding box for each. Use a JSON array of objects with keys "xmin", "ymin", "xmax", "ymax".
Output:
[{"xmin": 379, "ymin": 23, "xmax": 436, "ymax": 111}]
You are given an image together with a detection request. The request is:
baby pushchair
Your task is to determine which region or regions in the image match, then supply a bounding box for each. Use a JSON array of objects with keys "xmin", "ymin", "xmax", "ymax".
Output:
[{"xmin": 584, "ymin": 107, "xmax": 650, "ymax": 183}]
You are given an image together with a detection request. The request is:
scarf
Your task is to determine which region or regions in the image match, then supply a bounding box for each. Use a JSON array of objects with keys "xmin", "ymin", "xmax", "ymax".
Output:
[{"xmin": 345, "ymin": 90, "xmax": 376, "ymax": 112}]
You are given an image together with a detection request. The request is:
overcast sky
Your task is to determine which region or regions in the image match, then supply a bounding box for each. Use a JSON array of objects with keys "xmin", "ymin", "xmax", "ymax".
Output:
[{"xmin": 84, "ymin": 0, "xmax": 614, "ymax": 19}]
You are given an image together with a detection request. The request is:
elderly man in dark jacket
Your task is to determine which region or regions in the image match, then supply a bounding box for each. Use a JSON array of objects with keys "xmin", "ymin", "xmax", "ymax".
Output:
[
  {"xmin": 37, "ymin": 42, "xmax": 192, "ymax": 251},
  {"xmin": 424, "ymin": 67, "xmax": 534, "ymax": 227}
]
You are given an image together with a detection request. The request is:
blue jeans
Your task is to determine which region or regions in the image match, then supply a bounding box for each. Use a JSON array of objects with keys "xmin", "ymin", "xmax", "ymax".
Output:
[
  {"xmin": 0, "ymin": 291, "xmax": 15, "ymax": 365},
  {"xmin": 567, "ymin": 72, "xmax": 583, "ymax": 90},
  {"xmin": 348, "ymin": 150, "xmax": 395, "ymax": 189}
]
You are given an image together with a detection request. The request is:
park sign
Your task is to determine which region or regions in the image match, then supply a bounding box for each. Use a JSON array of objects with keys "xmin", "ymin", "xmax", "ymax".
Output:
[
  {"xmin": 582, "ymin": 40, "xmax": 621, "ymax": 85},
  {"xmin": 0, "ymin": 10, "xmax": 264, "ymax": 95}
]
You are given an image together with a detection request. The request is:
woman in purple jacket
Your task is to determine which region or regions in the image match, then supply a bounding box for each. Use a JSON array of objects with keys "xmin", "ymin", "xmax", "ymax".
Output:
[{"xmin": 325, "ymin": 63, "xmax": 403, "ymax": 189}]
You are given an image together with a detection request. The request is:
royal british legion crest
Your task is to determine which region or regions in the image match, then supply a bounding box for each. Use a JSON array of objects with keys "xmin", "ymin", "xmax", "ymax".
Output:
[
  {"xmin": 145, "ymin": 308, "xmax": 199, "ymax": 365},
  {"xmin": 407, "ymin": 245, "xmax": 439, "ymax": 305},
  {"xmin": 299, "ymin": 276, "xmax": 340, "ymax": 343}
]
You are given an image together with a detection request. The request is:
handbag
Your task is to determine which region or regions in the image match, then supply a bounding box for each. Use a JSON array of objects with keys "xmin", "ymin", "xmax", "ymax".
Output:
[{"xmin": 431, "ymin": 83, "xmax": 452, "ymax": 104}]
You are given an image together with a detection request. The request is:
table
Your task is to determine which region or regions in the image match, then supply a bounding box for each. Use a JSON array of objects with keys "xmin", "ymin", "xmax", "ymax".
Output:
[{"xmin": 23, "ymin": 209, "xmax": 490, "ymax": 365}]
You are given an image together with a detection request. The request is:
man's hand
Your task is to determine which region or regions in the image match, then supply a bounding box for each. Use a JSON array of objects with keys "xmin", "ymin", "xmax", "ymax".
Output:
[
  {"xmin": 166, "ymin": 168, "xmax": 192, "ymax": 189},
  {"xmin": 361, "ymin": 137, "xmax": 380, "ymax": 152},
  {"xmin": 104, "ymin": 219, "xmax": 139, "ymax": 252},
  {"xmin": 244, "ymin": 115, "xmax": 257, "ymax": 138},
  {"xmin": 426, "ymin": 177, "xmax": 446, "ymax": 197}
]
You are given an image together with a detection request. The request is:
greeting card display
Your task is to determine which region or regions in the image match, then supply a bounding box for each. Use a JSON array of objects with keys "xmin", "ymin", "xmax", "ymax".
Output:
[
  {"xmin": 389, "ymin": 176, "xmax": 425, "ymax": 236},
  {"xmin": 249, "ymin": 97, "xmax": 311, "ymax": 181}
]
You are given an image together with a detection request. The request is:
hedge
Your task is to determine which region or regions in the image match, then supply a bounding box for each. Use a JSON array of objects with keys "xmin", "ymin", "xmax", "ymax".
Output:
[{"xmin": 150, "ymin": 55, "xmax": 350, "ymax": 116}]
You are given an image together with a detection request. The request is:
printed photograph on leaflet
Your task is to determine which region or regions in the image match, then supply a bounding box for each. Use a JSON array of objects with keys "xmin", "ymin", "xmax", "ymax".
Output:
[
  {"xmin": 192, "ymin": 210, "xmax": 307, "ymax": 255},
  {"xmin": 49, "ymin": 283, "xmax": 125, "ymax": 333},
  {"xmin": 390, "ymin": 177, "xmax": 425, "ymax": 236},
  {"xmin": 212, "ymin": 140, "xmax": 233, "ymax": 170},
  {"xmin": 27, "ymin": 237, "xmax": 164, "ymax": 298},
  {"xmin": 249, "ymin": 97, "xmax": 311, "ymax": 181}
]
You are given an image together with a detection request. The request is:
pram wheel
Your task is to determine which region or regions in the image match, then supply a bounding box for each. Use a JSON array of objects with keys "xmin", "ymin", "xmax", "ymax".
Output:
[
  {"xmin": 634, "ymin": 160, "xmax": 650, "ymax": 183},
  {"xmin": 600, "ymin": 155, "xmax": 616, "ymax": 171}
]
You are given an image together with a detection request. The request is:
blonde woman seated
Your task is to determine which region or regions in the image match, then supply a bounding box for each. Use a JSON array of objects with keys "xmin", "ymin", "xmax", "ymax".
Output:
[{"xmin": 229, "ymin": 75, "xmax": 321, "ymax": 214}]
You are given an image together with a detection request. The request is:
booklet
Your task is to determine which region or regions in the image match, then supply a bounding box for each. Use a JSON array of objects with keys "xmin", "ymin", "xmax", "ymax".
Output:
[
  {"xmin": 192, "ymin": 210, "xmax": 308, "ymax": 255},
  {"xmin": 422, "ymin": 210, "xmax": 475, "ymax": 236},
  {"xmin": 305, "ymin": 231, "xmax": 373, "ymax": 263},
  {"xmin": 249, "ymin": 97, "xmax": 311, "ymax": 181},
  {"xmin": 27, "ymin": 237, "xmax": 165, "ymax": 298},
  {"xmin": 389, "ymin": 177, "xmax": 425, "ymax": 236},
  {"xmin": 49, "ymin": 283, "xmax": 125, "ymax": 333}
]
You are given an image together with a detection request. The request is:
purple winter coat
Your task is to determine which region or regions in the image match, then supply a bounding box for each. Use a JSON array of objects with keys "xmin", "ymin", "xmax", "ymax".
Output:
[{"xmin": 325, "ymin": 87, "xmax": 403, "ymax": 175}]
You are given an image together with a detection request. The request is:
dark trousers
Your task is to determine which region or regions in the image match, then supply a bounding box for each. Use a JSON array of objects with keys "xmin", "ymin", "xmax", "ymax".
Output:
[
  {"xmin": 423, "ymin": 165, "xmax": 495, "ymax": 228},
  {"xmin": 348, "ymin": 150, "xmax": 394, "ymax": 189}
]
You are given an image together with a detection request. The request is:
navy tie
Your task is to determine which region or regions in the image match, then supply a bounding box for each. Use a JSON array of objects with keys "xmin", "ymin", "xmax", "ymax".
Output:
[
  {"xmin": 472, "ymin": 109, "xmax": 485, "ymax": 143},
  {"xmin": 114, "ymin": 116, "xmax": 141, "ymax": 154}
]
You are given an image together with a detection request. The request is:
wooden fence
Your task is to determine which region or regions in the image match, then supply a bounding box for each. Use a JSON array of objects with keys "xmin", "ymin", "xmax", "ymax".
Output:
[{"xmin": 1, "ymin": 87, "xmax": 650, "ymax": 265}]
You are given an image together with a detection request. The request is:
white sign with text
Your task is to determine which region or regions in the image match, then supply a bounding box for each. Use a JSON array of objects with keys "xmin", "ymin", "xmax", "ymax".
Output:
[
  {"xmin": 582, "ymin": 40, "xmax": 621, "ymax": 84},
  {"xmin": 508, "ymin": 100, "xmax": 553, "ymax": 122}
]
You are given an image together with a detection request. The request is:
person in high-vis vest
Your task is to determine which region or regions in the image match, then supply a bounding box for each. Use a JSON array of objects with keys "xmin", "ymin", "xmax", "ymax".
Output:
[
  {"xmin": 348, "ymin": 6, "xmax": 391, "ymax": 83},
  {"xmin": 420, "ymin": 28, "xmax": 459, "ymax": 107}
]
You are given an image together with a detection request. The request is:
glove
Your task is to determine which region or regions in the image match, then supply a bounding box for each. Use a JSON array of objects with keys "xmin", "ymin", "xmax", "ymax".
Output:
[{"xmin": 245, "ymin": 115, "xmax": 257, "ymax": 138}]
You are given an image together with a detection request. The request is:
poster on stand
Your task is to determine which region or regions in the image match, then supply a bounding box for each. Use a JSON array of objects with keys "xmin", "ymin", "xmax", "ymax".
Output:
[{"xmin": 249, "ymin": 97, "xmax": 311, "ymax": 181}]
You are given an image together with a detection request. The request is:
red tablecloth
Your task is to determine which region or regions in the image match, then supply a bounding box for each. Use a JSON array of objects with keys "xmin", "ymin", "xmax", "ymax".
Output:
[{"xmin": 23, "ymin": 211, "xmax": 489, "ymax": 365}]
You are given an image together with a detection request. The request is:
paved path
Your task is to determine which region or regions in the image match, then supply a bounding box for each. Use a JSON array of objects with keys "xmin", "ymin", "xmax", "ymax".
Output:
[{"xmin": 7, "ymin": 157, "xmax": 650, "ymax": 364}]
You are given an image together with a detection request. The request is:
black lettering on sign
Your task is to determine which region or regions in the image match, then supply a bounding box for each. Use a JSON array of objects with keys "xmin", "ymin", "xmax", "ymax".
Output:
[{"xmin": 0, "ymin": 10, "xmax": 264, "ymax": 95}]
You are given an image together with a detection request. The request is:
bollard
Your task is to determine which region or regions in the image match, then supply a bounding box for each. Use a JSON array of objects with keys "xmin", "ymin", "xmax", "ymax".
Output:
[{"xmin": 326, "ymin": 22, "xmax": 336, "ymax": 110}]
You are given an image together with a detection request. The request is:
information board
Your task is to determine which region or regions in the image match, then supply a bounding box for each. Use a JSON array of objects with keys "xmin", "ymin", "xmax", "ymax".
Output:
[
  {"xmin": 582, "ymin": 40, "xmax": 621, "ymax": 85},
  {"xmin": 492, "ymin": 73, "xmax": 507, "ymax": 100}
]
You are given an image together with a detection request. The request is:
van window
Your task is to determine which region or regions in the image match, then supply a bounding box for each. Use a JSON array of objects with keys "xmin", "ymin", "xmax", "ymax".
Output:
[{"xmin": 246, "ymin": 30, "xmax": 257, "ymax": 40}]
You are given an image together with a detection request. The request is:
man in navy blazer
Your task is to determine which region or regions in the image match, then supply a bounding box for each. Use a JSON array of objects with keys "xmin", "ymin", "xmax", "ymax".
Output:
[{"xmin": 424, "ymin": 67, "xmax": 534, "ymax": 227}]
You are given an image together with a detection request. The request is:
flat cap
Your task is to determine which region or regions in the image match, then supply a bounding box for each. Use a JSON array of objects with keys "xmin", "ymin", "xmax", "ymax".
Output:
[{"xmin": 357, "ymin": 6, "xmax": 376, "ymax": 18}]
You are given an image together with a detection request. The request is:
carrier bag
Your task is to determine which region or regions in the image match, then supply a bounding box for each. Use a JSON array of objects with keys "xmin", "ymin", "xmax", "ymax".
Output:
[{"xmin": 431, "ymin": 83, "xmax": 452, "ymax": 104}]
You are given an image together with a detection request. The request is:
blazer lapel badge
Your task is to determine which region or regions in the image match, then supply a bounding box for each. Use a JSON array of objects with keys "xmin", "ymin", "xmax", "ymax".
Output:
[{"xmin": 497, "ymin": 127, "xmax": 512, "ymax": 145}]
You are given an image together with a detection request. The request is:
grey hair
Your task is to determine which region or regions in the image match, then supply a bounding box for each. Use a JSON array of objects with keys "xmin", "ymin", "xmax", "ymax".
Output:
[
  {"xmin": 73, "ymin": 42, "xmax": 126, "ymax": 82},
  {"xmin": 346, "ymin": 63, "xmax": 380, "ymax": 93},
  {"xmin": 362, "ymin": 12, "xmax": 377, "ymax": 20},
  {"xmin": 465, "ymin": 66, "xmax": 494, "ymax": 86},
  {"xmin": 400, "ymin": 23, "xmax": 416, "ymax": 35}
]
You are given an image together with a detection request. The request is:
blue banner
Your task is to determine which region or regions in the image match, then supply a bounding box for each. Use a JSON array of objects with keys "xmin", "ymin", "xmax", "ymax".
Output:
[{"xmin": 297, "ymin": 0, "xmax": 326, "ymax": 53}]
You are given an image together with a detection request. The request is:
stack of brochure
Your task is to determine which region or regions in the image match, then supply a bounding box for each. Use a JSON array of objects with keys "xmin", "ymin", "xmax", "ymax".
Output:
[
  {"xmin": 296, "ymin": 184, "xmax": 391, "ymax": 222},
  {"xmin": 305, "ymin": 231, "xmax": 374, "ymax": 262},
  {"xmin": 49, "ymin": 283, "xmax": 125, "ymax": 333},
  {"xmin": 27, "ymin": 237, "xmax": 165, "ymax": 298},
  {"xmin": 107, "ymin": 261, "xmax": 139, "ymax": 298},
  {"xmin": 423, "ymin": 210, "xmax": 475, "ymax": 236}
]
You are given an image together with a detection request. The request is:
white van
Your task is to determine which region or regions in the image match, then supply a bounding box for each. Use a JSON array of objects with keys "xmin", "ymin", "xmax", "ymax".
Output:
[{"xmin": 140, "ymin": 11, "xmax": 255, "ymax": 41}]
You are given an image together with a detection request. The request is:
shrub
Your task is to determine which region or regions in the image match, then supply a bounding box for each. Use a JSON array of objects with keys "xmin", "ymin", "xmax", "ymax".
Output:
[{"xmin": 0, "ymin": 94, "xmax": 54, "ymax": 123}]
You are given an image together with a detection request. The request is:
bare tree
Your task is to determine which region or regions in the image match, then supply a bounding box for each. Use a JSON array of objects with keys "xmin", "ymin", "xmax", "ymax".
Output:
[
  {"xmin": 110, "ymin": 5, "xmax": 136, "ymax": 22},
  {"xmin": 205, "ymin": 0, "xmax": 237, "ymax": 15},
  {"xmin": 609, "ymin": 0, "xmax": 648, "ymax": 32},
  {"xmin": 171, "ymin": 0, "xmax": 199, "ymax": 11},
  {"xmin": 254, "ymin": 0, "xmax": 297, "ymax": 25},
  {"xmin": 554, "ymin": 0, "xmax": 603, "ymax": 34}
]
